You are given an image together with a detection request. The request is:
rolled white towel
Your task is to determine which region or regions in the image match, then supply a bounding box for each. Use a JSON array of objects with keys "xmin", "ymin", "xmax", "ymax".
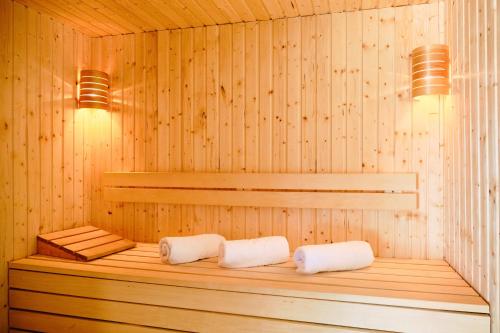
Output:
[
  {"xmin": 218, "ymin": 236, "xmax": 290, "ymax": 268},
  {"xmin": 159, "ymin": 234, "xmax": 225, "ymax": 264},
  {"xmin": 293, "ymin": 241, "xmax": 374, "ymax": 274}
]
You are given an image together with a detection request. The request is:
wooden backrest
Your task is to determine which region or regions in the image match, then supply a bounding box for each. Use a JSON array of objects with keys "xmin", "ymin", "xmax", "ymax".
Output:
[{"xmin": 103, "ymin": 172, "xmax": 417, "ymax": 210}]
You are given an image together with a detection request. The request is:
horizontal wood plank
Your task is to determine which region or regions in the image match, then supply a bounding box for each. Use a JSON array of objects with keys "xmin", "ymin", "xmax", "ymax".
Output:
[
  {"xmin": 9, "ymin": 290, "xmax": 383, "ymax": 333},
  {"xmin": 9, "ymin": 289, "xmax": 489, "ymax": 333},
  {"xmin": 109, "ymin": 254, "xmax": 470, "ymax": 287},
  {"xmin": 26, "ymin": 253, "xmax": 474, "ymax": 287},
  {"xmin": 65, "ymin": 234, "xmax": 123, "ymax": 252},
  {"xmin": 103, "ymin": 172, "xmax": 417, "ymax": 191},
  {"xmin": 9, "ymin": 310, "xmax": 182, "ymax": 333},
  {"xmin": 78, "ymin": 239, "xmax": 136, "ymax": 260},
  {"xmin": 103, "ymin": 188, "xmax": 417, "ymax": 210},
  {"xmin": 9, "ymin": 257, "xmax": 488, "ymax": 313},
  {"xmin": 52, "ymin": 230, "xmax": 110, "ymax": 246},
  {"xmin": 38, "ymin": 226, "xmax": 99, "ymax": 241}
]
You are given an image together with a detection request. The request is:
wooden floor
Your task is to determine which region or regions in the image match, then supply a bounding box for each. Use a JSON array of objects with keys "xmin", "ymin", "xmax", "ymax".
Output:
[{"xmin": 9, "ymin": 243, "xmax": 490, "ymax": 333}]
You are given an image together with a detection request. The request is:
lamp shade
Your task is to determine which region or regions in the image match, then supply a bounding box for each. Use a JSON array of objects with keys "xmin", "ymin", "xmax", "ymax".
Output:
[
  {"xmin": 411, "ymin": 44, "xmax": 449, "ymax": 97},
  {"xmin": 79, "ymin": 69, "xmax": 110, "ymax": 110}
]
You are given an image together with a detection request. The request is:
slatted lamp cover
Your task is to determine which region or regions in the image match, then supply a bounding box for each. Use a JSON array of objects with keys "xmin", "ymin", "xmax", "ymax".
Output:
[
  {"xmin": 411, "ymin": 44, "xmax": 449, "ymax": 97},
  {"xmin": 79, "ymin": 69, "xmax": 110, "ymax": 110}
]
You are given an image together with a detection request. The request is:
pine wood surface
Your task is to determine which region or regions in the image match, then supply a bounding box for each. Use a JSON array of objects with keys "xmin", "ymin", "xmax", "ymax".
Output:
[
  {"xmin": 37, "ymin": 226, "xmax": 136, "ymax": 261},
  {"xmin": 9, "ymin": 243, "xmax": 490, "ymax": 332},
  {"xmin": 102, "ymin": 172, "xmax": 418, "ymax": 210},
  {"xmin": 13, "ymin": 0, "xmax": 433, "ymax": 37},
  {"xmin": 0, "ymin": 6, "xmax": 448, "ymax": 330},
  {"xmin": 86, "ymin": 3, "xmax": 446, "ymax": 260},
  {"xmin": 445, "ymin": 0, "xmax": 500, "ymax": 332},
  {"xmin": 0, "ymin": 1, "xmax": 91, "ymax": 329}
]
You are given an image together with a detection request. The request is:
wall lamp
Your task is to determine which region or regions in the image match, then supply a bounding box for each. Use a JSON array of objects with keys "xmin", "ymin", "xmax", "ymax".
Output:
[
  {"xmin": 79, "ymin": 69, "xmax": 110, "ymax": 110},
  {"xmin": 411, "ymin": 44, "xmax": 449, "ymax": 98}
]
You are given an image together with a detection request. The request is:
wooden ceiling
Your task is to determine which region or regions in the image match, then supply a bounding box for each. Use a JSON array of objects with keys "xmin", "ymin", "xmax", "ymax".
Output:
[{"xmin": 15, "ymin": 0, "xmax": 431, "ymax": 37}]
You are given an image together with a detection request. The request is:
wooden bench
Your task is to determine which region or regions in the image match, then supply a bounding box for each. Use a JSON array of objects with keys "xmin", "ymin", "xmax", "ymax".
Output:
[
  {"xmin": 9, "ymin": 243, "xmax": 489, "ymax": 332},
  {"xmin": 8, "ymin": 173, "xmax": 490, "ymax": 332}
]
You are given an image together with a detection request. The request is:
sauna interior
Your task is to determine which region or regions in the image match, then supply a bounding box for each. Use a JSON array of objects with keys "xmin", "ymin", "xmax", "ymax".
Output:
[{"xmin": 0, "ymin": 0, "xmax": 499, "ymax": 332}]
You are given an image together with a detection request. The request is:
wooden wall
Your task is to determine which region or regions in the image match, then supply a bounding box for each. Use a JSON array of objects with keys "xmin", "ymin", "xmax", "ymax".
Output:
[
  {"xmin": 445, "ymin": 0, "xmax": 499, "ymax": 331},
  {"xmin": 89, "ymin": 2, "xmax": 446, "ymax": 259},
  {"xmin": 0, "ymin": 0, "xmax": 90, "ymax": 330}
]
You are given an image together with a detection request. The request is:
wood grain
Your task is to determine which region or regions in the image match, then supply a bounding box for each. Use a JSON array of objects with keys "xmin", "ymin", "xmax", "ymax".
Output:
[
  {"xmin": 14, "ymin": 0, "xmax": 433, "ymax": 36},
  {"xmin": 103, "ymin": 172, "xmax": 417, "ymax": 191},
  {"xmin": 445, "ymin": 0, "xmax": 500, "ymax": 332},
  {"xmin": 89, "ymin": 5, "xmax": 445, "ymax": 256},
  {"xmin": 0, "ymin": 2, "xmax": 91, "ymax": 331},
  {"xmin": 104, "ymin": 187, "xmax": 418, "ymax": 210},
  {"xmin": 7, "ymin": 248, "xmax": 490, "ymax": 332}
]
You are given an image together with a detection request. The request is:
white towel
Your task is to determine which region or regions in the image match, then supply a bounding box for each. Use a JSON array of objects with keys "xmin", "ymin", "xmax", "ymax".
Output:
[
  {"xmin": 218, "ymin": 236, "xmax": 290, "ymax": 268},
  {"xmin": 293, "ymin": 241, "xmax": 374, "ymax": 274},
  {"xmin": 159, "ymin": 234, "xmax": 225, "ymax": 264}
]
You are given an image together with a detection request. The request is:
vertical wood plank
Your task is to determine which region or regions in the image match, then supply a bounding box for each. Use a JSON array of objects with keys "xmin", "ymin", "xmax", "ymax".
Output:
[
  {"xmin": 0, "ymin": 0, "xmax": 13, "ymax": 328},
  {"xmin": 13, "ymin": 3, "xmax": 28, "ymax": 259},
  {"xmin": 451, "ymin": 0, "xmax": 460, "ymax": 271},
  {"xmin": 346, "ymin": 11, "xmax": 363, "ymax": 241},
  {"xmin": 218, "ymin": 24, "xmax": 233, "ymax": 239},
  {"xmin": 316, "ymin": 14, "xmax": 332, "ymax": 244},
  {"xmin": 93, "ymin": 39, "xmax": 112, "ymax": 228},
  {"xmin": 300, "ymin": 15, "xmax": 317, "ymax": 246},
  {"xmin": 157, "ymin": 29, "xmax": 169, "ymax": 238},
  {"xmin": 134, "ymin": 33, "xmax": 146, "ymax": 241},
  {"xmin": 478, "ymin": 0, "xmax": 489, "ymax": 296},
  {"xmin": 110, "ymin": 34, "xmax": 124, "ymax": 236},
  {"xmin": 244, "ymin": 22, "xmax": 259, "ymax": 239},
  {"xmin": 99, "ymin": 36, "xmax": 113, "ymax": 234},
  {"xmin": 258, "ymin": 20, "xmax": 273, "ymax": 237},
  {"xmin": 443, "ymin": 0, "xmax": 451, "ymax": 264},
  {"xmin": 410, "ymin": 4, "xmax": 430, "ymax": 259},
  {"xmin": 377, "ymin": 7, "xmax": 396, "ymax": 257},
  {"xmin": 168, "ymin": 30, "xmax": 182, "ymax": 237},
  {"xmin": 206, "ymin": 25, "xmax": 220, "ymax": 234},
  {"xmin": 331, "ymin": 12, "xmax": 348, "ymax": 243},
  {"xmin": 73, "ymin": 33, "xmax": 86, "ymax": 229},
  {"xmin": 90, "ymin": 37, "xmax": 101, "ymax": 230},
  {"xmin": 361, "ymin": 9, "xmax": 379, "ymax": 254},
  {"xmin": 52, "ymin": 20, "xmax": 64, "ymax": 233},
  {"xmin": 461, "ymin": 0, "xmax": 469, "ymax": 274},
  {"xmin": 449, "ymin": 0, "xmax": 457, "ymax": 268},
  {"xmin": 193, "ymin": 26, "xmax": 207, "ymax": 235},
  {"xmin": 273, "ymin": 18, "xmax": 287, "ymax": 242},
  {"xmin": 486, "ymin": 0, "xmax": 499, "ymax": 330},
  {"xmin": 26, "ymin": 7, "xmax": 41, "ymax": 254},
  {"xmin": 449, "ymin": 0, "xmax": 456, "ymax": 266},
  {"xmin": 81, "ymin": 35, "xmax": 92, "ymax": 227},
  {"xmin": 40, "ymin": 15, "xmax": 53, "ymax": 236},
  {"xmin": 285, "ymin": 17, "xmax": 300, "ymax": 249},
  {"xmin": 426, "ymin": 2, "xmax": 444, "ymax": 261},
  {"xmin": 468, "ymin": 0, "xmax": 481, "ymax": 287},
  {"xmin": 62, "ymin": 25, "xmax": 75, "ymax": 232},
  {"xmin": 181, "ymin": 28, "xmax": 194, "ymax": 236},
  {"xmin": 457, "ymin": 0, "xmax": 465, "ymax": 272},
  {"xmin": 394, "ymin": 6, "xmax": 412, "ymax": 258},
  {"xmin": 232, "ymin": 23, "xmax": 246, "ymax": 240},
  {"xmin": 145, "ymin": 31, "xmax": 158, "ymax": 241},
  {"xmin": 121, "ymin": 33, "xmax": 135, "ymax": 239}
]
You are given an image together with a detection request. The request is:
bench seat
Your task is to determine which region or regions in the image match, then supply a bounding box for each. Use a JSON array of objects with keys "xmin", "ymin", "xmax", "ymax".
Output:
[{"xmin": 9, "ymin": 243, "xmax": 490, "ymax": 332}]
